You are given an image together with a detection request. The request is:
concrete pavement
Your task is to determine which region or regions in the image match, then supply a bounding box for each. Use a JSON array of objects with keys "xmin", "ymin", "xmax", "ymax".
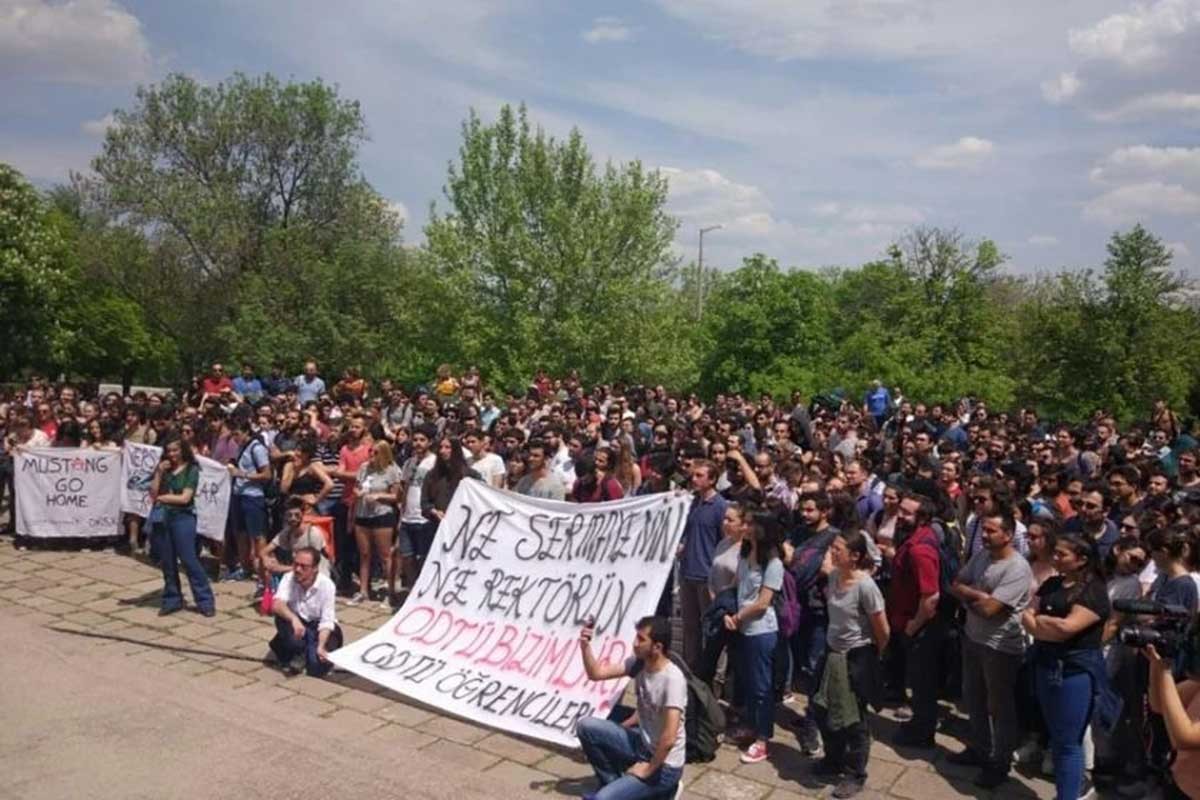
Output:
[{"xmin": 0, "ymin": 540, "xmax": 1059, "ymax": 800}]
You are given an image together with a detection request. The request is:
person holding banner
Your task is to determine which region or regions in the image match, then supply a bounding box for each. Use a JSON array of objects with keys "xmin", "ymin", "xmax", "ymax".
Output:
[
  {"xmin": 149, "ymin": 438, "xmax": 215, "ymax": 617},
  {"xmin": 577, "ymin": 615, "xmax": 686, "ymax": 800}
]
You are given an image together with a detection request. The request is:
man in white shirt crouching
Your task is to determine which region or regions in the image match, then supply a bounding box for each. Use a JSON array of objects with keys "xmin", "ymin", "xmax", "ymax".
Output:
[{"xmin": 269, "ymin": 546, "xmax": 343, "ymax": 676}]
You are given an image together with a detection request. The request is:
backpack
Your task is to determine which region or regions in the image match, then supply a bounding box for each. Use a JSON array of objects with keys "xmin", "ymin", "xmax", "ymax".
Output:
[
  {"xmin": 666, "ymin": 652, "xmax": 726, "ymax": 763},
  {"xmin": 918, "ymin": 522, "xmax": 961, "ymax": 620},
  {"xmin": 773, "ymin": 568, "xmax": 801, "ymax": 639}
]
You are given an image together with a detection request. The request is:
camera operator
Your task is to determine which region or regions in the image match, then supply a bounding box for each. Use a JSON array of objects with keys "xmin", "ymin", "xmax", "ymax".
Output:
[{"xmin": 1146, "ymin": 644, "xmax": 1200, "ymax": 798}]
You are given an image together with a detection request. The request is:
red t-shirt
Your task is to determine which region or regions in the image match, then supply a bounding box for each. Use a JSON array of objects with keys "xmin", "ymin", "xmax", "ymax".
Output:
[
  {"xmin": 887, "ymin": 525, "xmax": 941, "ymax": 633},
  {"xmin": 338, "ymin": 439, "xmax": 373, "ymax": 506},
  {"xmin": 202, "ymin": 376, "xmax": 234, "ymax": 396}
]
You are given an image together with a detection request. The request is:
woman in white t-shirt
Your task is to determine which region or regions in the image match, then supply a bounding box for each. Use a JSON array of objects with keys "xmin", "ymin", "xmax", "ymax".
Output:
[
  {"xmin": 351, "ymin": 440, "xmax": 401, "ymax": 609},
  {"xmin": 724, "ymin": 515, "xmax": 784, "ymax": 766}
]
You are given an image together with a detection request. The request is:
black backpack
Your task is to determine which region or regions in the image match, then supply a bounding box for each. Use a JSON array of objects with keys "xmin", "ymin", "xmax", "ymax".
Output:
[{"xmin": 666, "ymin": 652, "xmax": 726, "ymax": 763}]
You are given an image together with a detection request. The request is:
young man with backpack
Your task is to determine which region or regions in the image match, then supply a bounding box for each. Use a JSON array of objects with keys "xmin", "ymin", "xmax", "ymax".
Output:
[
  {"xmin": 888, "ymin": 492, "xmax": 944, "ymax": 748},
  {"xmin": 577, "ymin": 615, "xmax": 687, "ymax": 800},
  {"xmin": 227, "ymin": 419, "xmax": 275, "ymax": 595},
  {"xmin": 784, "ymin": 491, "xmax": 840, "ymax": 755}
]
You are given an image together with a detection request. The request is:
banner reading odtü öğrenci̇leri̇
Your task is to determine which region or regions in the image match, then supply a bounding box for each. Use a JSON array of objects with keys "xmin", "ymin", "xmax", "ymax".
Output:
[
  {"xmin": 330, "ymin": 480, "xmax": 689, "ymax": 748},
  {"xmin": 15, "ymin": 448, "xmax": 122, "ymax": 538}
]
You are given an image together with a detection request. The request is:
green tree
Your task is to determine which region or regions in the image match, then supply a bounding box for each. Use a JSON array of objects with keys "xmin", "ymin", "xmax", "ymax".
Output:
[
  {"xmin": 425, "ymin": 104, "xmax": 689, "ymax": 388},
  {"xmin": 697, "ymin": 254, "xmax": 834, "ymax": 397},
  {"xmin": 0, "ymin": 163, "xmax": 75, "ymax": 378},
  {"xmin": 81, "ymin": 72, "xmax": 382, "ymax": 371}
]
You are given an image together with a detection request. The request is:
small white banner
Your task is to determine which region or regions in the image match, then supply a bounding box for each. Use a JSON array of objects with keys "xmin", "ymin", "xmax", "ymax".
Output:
[
  {"xmin": 14, "ymin": 448, "xmax": 123, "ymax": 538},
  {"xmin": 330, "ymin": 480, "xmax": 688, "ymax": 748}
]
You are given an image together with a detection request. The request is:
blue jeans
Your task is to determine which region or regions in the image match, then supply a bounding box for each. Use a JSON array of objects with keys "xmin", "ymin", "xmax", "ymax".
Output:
[
  {"xmin": 576, "ymin": 717, "xmax": 683, "ymax": 800},
  {"xmin": 739, "ymin": 631, "xmax": 778, "ymax": 741},
  {"xmin": 1035, "ymin": 665, "xmax": 1093, "ymax": 800},
  {"xmin": 157, "ymin": 512, "xmax": 214, "ymax": 613},
  {"xmin": 270, "ymin": 617, "xmax": 343, "ymax": 677},
  {"xmin": 791, "ymin": 615, "xmax": 827, "ymax": 740}
]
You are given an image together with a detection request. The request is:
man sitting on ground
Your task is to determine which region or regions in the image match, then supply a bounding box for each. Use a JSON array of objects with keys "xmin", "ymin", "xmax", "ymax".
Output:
[
  {"xmin": 577, "ymin": 615, "xmax": 686, "ymax": 800},
  {"xmin": 269, "ymin": 546, "xmax": 342, "ymax": 677}
]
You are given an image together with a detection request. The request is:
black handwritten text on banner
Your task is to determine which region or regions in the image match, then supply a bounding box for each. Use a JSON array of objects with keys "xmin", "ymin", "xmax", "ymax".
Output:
[{"xmin": 330, "ymin": 480, "xmax": 689, "ymax": 748}]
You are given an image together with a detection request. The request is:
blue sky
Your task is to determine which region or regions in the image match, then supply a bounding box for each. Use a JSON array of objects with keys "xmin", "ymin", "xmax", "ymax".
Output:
[{"xmin": 2, "ymin": 0, "xmax": 1199, "ymax": 274}]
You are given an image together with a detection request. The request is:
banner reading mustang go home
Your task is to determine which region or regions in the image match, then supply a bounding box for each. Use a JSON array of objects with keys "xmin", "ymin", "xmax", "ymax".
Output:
[
  {"xmin": 15, "ymin": 447, "xmax": 122, "ymax": 538},
  {"xmin": 331, "ymin": 480, "xmax": 689, "ymax": 748}
]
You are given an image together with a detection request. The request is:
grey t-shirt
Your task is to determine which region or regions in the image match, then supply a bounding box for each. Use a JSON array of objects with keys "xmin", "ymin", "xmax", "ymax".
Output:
[
  {"xmin": 624, "ymin": 657, "xmax": 688, "ymax": 769},
  {"xmin": 825, "ymin": 572, "xmax": 885, "ymax": 654},
  {"xmin": 268, "ymin": 525, "xmax": 330, "ymax": 577},
  {"xmin": 736, "ymin": 557, "xmax": 784, "ymax": 637},
  {"xmin": 708, "ymin": 537, "xmax": 741, "ymax": 597},
  {"xmin": 960, "ymin": 549, "xmax": 1032, "ymax": 655},
  {"xmin": 515, "ymin": 473, "xmax": 566, "ymax": 501}
]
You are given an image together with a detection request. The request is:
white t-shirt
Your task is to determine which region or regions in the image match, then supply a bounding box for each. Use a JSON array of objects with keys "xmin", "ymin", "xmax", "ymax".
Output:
[
  {"xmin": 470, "ymin": 452, "xmax": 506, "ymax": 487},
  {"xmin": 401, "ymin": 453, "xmax": 436, "ymax": 524}
]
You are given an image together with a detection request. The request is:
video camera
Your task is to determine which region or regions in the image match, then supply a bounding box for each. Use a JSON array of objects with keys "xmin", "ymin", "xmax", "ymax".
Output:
[{"xmin": 1115, "ymin": 598, "xmax": 1198, "ymax": 664}]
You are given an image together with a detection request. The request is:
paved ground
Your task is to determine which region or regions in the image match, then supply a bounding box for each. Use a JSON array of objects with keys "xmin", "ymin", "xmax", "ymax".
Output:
[{"xmin": 0, "ymin": 539, "xmax": 1060, "ymax": 800}]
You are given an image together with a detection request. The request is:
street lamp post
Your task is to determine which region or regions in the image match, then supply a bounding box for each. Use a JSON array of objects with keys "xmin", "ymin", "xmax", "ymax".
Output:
[{"xmin": 698, "ymin": 224, "xmax": 722, "ymax": 318}]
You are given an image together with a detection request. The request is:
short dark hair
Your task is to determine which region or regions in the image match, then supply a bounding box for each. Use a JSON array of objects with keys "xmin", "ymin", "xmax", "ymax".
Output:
[
  {"xmin": 293, "ymin": 546, "xmax": 321, "ymax": 566},
  {"xmin": 636, "ymin": 615, "xmax": 672, "ymax": 654}
]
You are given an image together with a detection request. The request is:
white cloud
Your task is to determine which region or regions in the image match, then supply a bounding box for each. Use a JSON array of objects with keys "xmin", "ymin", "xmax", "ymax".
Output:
[
  {"xmin": 1042, "ymin": 71, "xmax": 1082, "ymax": 103},
  {"xmin": 1089, "ymin": 145, "xmax": 1200, "ymax": 184},
  {"xmin": 1096, "ymin": 91, "xmax": 1200, "ymax": 120},
  {"xmin": 582, "ymin": 16, "xmax": 633, "ymax": 43},
  {"xmin": 385, "ymin": 200, "xmax": 409, "ymax": 224},
  {"xmin": 1046, "ymin": 0, "xmax": 1200, "ymax": 119},
  {"xmin": 1067, "ymin": 0, "xmax": 1200, "ymax": 67},
  {"xmin": 1169, "ymin": 240, "xmax": 1192, "ymax": 258},
  {"xmin": 661, "ymin": 166, "xmax": 772, "ymax": 227},
  {"xmin": 80, "ymin": 112, "xmax": 116, "ymax": 137},
  {"xmin": 1083, "ymin": 181, "xmax": 1200, "ymax": 223},
  {"xmin": 0, "ymin": 0, "xmax": 151, "ymax": 84},
  {"xmin": 914, "ymin": 136, "xmax": 995, "ymax": 170},
  {"xmin": 811, "ymin": 201, "xmax": 924, "ymax": 225},
  {"xmin": 661, "ymin": 165, "xmax": 922, "ymax": 267},
  {"xmin": 1028, "ymin": 234, "xmax": 1060, "ymax": 246}
]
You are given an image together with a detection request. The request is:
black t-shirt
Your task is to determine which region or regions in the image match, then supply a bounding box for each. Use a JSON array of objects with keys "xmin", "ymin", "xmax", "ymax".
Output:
[{"xmin": 1035, "ymin": 575, "xmax": 1110, "ymax": 653}]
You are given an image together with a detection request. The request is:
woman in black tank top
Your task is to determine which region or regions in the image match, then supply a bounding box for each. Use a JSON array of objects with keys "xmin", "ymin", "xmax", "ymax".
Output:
[{"xmin": 281, "ymin": 437, "xmax": 334, "ymax": 507}]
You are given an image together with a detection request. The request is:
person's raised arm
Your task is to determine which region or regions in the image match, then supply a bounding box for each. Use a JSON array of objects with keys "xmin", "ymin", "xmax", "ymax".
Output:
[
  {"xmin": 578, "ymin": 620, "xmax": 628, "ymax": 681},
  {"xmin": 1146, "ymin": 646, "xmax": 1200, "ymax": 749}
]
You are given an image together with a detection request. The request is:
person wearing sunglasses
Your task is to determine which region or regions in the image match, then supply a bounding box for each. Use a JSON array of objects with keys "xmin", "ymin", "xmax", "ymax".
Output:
[{"xmin": 1062, "ymin": 483, "xmax": 1119, "ymax": 560}]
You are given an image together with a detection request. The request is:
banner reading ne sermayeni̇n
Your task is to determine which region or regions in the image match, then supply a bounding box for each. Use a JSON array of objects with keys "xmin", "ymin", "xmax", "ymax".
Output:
[{"xmin": 330, "ymin": 480, "xmax": 689, "ymax": 748}]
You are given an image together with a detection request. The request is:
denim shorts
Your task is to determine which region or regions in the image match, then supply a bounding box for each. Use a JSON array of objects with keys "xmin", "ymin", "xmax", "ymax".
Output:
[
  {"xmin": 355, "ymin": 510, "xmax": 397, "ymax": 530},
  {"xmin": 235, "ymin": 494, "xmax": 269, "ymax": 538}
]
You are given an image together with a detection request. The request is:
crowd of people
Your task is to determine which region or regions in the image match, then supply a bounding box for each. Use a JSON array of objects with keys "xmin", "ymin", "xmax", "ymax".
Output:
[{"xmin": 5, "ymin": 364, "xmax": 1200, "ymax": 799}]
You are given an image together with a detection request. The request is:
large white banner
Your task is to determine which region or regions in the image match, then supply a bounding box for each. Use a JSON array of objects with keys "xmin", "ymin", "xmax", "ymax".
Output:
[
  {"xmin": 21, "ymin": 444, "xmax": 232, "ymax": 541},
  {"xmin": 331, "ymin": 480, "xmax": 689, "ymax": 748},
  {"xmin": 15, "ymin": 448, "xmax": 123, "ymax": 538}
]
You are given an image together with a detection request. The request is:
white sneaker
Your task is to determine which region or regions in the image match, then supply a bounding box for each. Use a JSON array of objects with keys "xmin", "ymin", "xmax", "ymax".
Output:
[
  {"xmin": 1013, "ymin": 739, "xmax": 1042, "ymax": 765},
  {"xmin": 378, "ymin": 596, "xmax": 393, "ymax": 611},
  {"xmin": 346, "ymin": 592, "xmax": 366, "ymax": 606}
]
